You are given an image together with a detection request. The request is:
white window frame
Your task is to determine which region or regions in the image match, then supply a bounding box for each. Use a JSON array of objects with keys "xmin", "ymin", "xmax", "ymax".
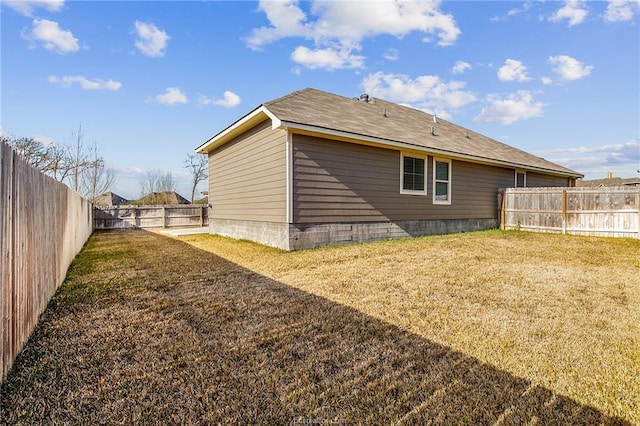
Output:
[
  {"xmin": 515, "ymin": 170, "xmax": 526, "ymax": 188},
  {"xmin": 433, "ymin": 157, "xmax": 452, "ymax": 205},
  {"xmin": 400, "ymin": 153, "xmax": 427, "ymax": 195}
]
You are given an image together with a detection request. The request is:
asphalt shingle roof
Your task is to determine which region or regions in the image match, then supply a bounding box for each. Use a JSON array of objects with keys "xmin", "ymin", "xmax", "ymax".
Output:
[{"xmin": 264, "ymin": 88, "xmax": 581, "ymax": 176}]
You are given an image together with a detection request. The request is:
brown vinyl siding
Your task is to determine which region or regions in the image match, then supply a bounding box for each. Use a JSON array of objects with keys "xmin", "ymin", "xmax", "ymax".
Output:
[
  {"xmin": 293, "ymin": 135, "xmax": 399, "ymax": 223},
  {"xmin": 209, "ymin": 120, "xmax": 287, "ymax": 222},
  {"xmin": 293, "ymin": 135, "xmax": 515, "ymax": 223},
  {"xmin": 447, "ymin": 160, "xmax": 515, "ymax": 218},
  {"xmin": 526, "ymin": 172, "xmax": 570, "ymax": 187}
]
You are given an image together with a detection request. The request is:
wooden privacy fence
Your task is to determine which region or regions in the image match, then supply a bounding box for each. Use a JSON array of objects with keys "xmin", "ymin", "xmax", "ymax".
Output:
[
  {"xmin": 94, "ymin": 205, "xmax": 208, "ymax": 230},
  {"xmin": 1, "ymin": 141, "xmax": 93, "ymax": 381},
  {"xmin": 500, "ymin": 187, "xmax": 640, "ymax": 238}
]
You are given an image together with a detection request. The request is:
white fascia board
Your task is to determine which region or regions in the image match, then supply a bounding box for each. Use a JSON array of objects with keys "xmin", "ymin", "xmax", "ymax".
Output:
[
  {"xmin": 195, "ymin": 106, "xmax": 281, "ymax": 154},
  {"xmin": 279, "ymin": 121, "xmax": 582, "ymax": 179}
]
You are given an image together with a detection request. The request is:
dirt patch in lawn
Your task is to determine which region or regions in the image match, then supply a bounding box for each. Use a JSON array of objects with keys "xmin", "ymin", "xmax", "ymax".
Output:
[{"xmin": 1, "ymin": 229, "xmax": 637, "ymax": 424}]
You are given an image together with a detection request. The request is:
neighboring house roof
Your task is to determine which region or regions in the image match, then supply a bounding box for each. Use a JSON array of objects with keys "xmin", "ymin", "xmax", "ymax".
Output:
[
  {"xmin": 197, "ymin": 87, "xmax": 582, "ymax": 178},
  {"xmin": 138, "ymin": 191, "xmax": 190, "ymax": 205},
  {"xmin": 577, "ymin": 177, "xmax": 640, "ymax": 187},
  {"xmin": 94, "ymin": 191, "xmax": 128, "ymax": 206}
]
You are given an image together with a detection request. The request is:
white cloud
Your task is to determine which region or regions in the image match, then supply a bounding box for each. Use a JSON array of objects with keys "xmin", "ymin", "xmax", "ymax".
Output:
[
  {"xmin": 3, "ymin": 0, "xmax": 64, "ymax": 16},
  {"xmin": 541, "ymin": 76, "xmax": 554, "ymax": 85},
  {"xmin": 452, "ymin": 61, "xmax": 471, "ymax": 74},
  {"xmin": 604, "ymin": 0, "xmax": 640, "ymax": 22},
  {"xmin": 291, "ymin": 46, "xmax": 365, "ymax": 70},
  {"xmin": 109, "ymin": 165, "xmax": 146, "ymax": 178},
  {"xmin": 538, "ymin": 139, "xmax": 640, "ymax": 177},
  {"xmin": 539, "ymin": 139, "xmax": 640, "ymax": 161},
  {"xmin": 498, "ymin": 59, "xmax": 530, "ymax": 82},
  {"xmin": 246, "ymin": 0, "xmax": 312, "ymax": 49},
  {"xmin": 154, "ymin": 88, "xmax": 188, "ymax": 105},
  {"xmin": 491, "ymin": 0, "xmax": 533, "ymax": 21},
  {"xmin": 247, "ymin": 0, "xmax": 461, "ymax": 70},
  {"xmin": 198, "ymin": 91, "xmax": 241, "ymax": 108},
  {"xmin": 549, "ymin": 0, "xmax": 589, "ymax": 26},
  {"xmin": 548, "ymin": 55, "xmax": 593, "ymax": 81},
  {"xmin": 248, "ymin": 0, "xmax": 461, "ymax": 48},
  {"xmin": 48, "ymin": 75, "xmax": 122, "ymax": 91},
  {"xmin": 508, "ymin": 1, "xmax": 533, "ymax": 17},
  {"xmin": 22, "ymin": 19, "xmax": 79, "ymax": 54},
  {"xmin": 474, "ymin": 90, "xmax": 545, "ymax": 125},
  {"xmin": 384, "ymin": 48, "xmax": 399, "ymax": 61},
  {"xmin": 134, "ymin": 21, "xmax": 170, "ymax": 58},
  {"xmin": 32, "ymin": 134, "xmax": 55, "ymax": 146},
  {"xmin": 605, "ymin": 140, "xmax": 640, "ymax": 165},
  {"xmin": 361, "ymin": 71, "xmax": 476, "ymax": 119}
]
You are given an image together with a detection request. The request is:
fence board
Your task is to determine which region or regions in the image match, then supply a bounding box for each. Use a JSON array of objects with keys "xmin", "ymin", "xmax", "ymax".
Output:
[
  {"xmin": 94, "ymin": 205, "xmax": 208, "ymax": 230},
  {"xmin": 500, "ymin": 187, "xmax": 639, "ymax": 238},
  {"xmin": 1, "ymin": 141, "xmax": 93, "ymax": 381}
]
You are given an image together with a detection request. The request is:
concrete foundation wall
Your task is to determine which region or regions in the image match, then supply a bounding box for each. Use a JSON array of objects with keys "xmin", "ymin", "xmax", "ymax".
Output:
[
  {"xmin": 288, "ymin": 218, "xmax": 498, "ymax": 250},
  {"xmin": 210, "ymin": 218, "xmax": 290, "ymax": 250},
  {"xmin": 211, "ymin": 218, "xmax": 497, "ymax": 251}
]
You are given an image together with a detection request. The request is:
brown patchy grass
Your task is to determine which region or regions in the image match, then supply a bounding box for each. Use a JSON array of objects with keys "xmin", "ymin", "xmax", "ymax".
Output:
[{"xmin": 1, "ymin": 229, "xmax": 638, "ymax": 424}]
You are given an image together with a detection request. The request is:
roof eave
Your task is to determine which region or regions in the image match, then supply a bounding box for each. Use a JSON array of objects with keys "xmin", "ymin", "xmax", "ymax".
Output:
[
  {"xmin": 195, "ymin": 106, "xmax": 281, "ymax": 154},
  {"xmin": 280, "ymin": 121, "xmax": 583, "ymax": 179}
]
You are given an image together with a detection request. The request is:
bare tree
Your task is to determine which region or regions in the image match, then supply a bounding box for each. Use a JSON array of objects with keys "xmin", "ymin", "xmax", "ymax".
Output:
[
  {"xmin": 3, "ymin": 135, "xmax": 68, "ymax": 179},
  {"xmin": 44, "ymin": 144, "xmax": 70, "ymax": 181},
  {"xmin": 184, "ymin": 153, "xmax": 208, "ymax": 203},
  {"xmin": 66, "ymin": 123, "xmax": 92, "ymax": 192},
  {"xmin": 140, "ymin": 170, "xmax": 159, "ymax": 196},
  {"xmin": 80, "ymin": 143, "xmax": 115, "ymax": 203},
  {"xmin": 4, "ymin": 126, "xmax": 115, "ymax": 200},
  {"xmin": 158, "ymin": 171, "xmax": 175, "ymax": 192},
  {"xmin": 3, "ymin": 136, "xmax": 47, "ymax": 169},
  {"xmin": 140, "ymin": 169, "xmax": 175, "ymax": 203}
]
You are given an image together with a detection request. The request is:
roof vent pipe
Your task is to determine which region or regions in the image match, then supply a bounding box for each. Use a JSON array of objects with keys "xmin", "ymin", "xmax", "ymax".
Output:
[
  {"xmin": 433, "ymin": 115, "xmax": 438, "ymax": 123},
  {"xmin": 430, "ymin": 126, "xmax": 436, "ymax": 136},
  {"xmin": 360, "ymin": 93, "xmax": 369, "ymax": 102}
]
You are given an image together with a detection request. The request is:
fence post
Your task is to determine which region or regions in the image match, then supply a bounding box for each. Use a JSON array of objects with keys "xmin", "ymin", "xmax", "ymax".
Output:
[
  {"xmin": 200, "ymin": 206, "xmax": 204, "ymax": 227},
  {"xmin": 498, "ymin": 190, "xmax": 505, "ymax": 230},
  {"xmin": 561, "ymin": 189, "xmax": 567, "ymax": 235},
  {"xmin": 162, "ymin": 206, "xmax": 167, "ymax": 228}
]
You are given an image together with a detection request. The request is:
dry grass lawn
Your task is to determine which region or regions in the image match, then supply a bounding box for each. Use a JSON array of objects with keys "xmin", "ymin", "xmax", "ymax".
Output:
[{"xmin": 1, "ymin": 229, "xmax": 638, "ymax": 424}]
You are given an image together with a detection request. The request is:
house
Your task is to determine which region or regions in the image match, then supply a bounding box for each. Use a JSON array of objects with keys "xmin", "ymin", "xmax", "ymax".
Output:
[
  {"xmin": 94, "ymin": 191, "xmax": 128, "ymax": 206},
  {"xmin": 135, "ymin": 191, "xmax": 190, "ymax": 205},
  {"xmin": 196, "ymin": 88, "xmax": 582, "ymax": 250},
  {"xmin": 577, "ymin": 172, "xmax": 640, "ymax": 188}
]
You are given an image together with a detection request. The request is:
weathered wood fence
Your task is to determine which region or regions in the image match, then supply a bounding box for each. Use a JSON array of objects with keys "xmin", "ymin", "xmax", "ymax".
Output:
[
  {"xmin": 1, "ymin": 141, "xmax": 93, "ymax": 381},
  {"xmin": 94, "ymin": 205, "xmax": 208, "ymax": 230},
  {"xmin": 500, "ymin": 187, "xmax": 639, "ymax": 238}
]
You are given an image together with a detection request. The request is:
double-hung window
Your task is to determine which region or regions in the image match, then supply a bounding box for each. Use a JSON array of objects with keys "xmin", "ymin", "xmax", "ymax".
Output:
[
  {"xmin": 401, "ymin": 154, "xmax": 426, "ymax": 194},
  {"xmin": 433, "ymin": 158, "xmax": 451, "ymax": 204},
  {"xmin": 515, "ymin": 170, "xmax": 526, "ymax": 187}
]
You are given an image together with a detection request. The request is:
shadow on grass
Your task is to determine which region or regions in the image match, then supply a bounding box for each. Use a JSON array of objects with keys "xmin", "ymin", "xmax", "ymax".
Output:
[{"xmin": 1, "ymin": 230, "xmax": 630, "ymax": 425}]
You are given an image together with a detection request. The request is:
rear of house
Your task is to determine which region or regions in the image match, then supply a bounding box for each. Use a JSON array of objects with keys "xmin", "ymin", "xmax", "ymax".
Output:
[{"xmin": 197, "ymin": 88, "xmax": 581, "ymax": 250}]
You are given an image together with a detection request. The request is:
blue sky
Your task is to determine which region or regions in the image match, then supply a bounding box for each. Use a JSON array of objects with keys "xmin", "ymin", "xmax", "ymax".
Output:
[{"xmin": 1, "ymin": 0, "xmax": 639, "ymax": 200}]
